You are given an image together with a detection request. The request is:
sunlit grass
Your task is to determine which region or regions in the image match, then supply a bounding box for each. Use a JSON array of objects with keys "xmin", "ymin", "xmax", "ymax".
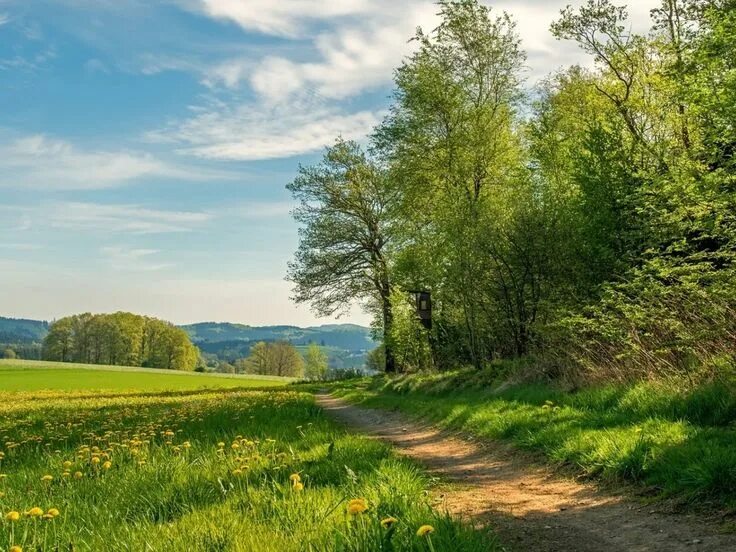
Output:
[
  {"xmin": 0, "ymin": 386, "xmax": 495, "ymax": 551},
  {"xmin": 330, "ymin": 371, "xmax": 736, "ymax": 508}
]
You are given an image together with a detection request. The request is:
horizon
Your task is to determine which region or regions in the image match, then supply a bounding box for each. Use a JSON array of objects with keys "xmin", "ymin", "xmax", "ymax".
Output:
[{"xmin": 0, "ymin": 0, "xmax": 658, "ymax": 327}]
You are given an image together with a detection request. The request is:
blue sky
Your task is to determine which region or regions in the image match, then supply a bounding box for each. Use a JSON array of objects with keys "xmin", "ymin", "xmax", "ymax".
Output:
[{"xmin": 0, "ymin": 0, "xmax": 658, "ymax": 326}]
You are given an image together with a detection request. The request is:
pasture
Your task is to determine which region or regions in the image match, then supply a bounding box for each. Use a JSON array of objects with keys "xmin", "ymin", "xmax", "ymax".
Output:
[
  {"xmin": 0, "ymin": 372, "xmax": 493, "ymax": 551},
  {"xmin": 0, "ymin": 359, "xmax": 292, "ymax": 392}
]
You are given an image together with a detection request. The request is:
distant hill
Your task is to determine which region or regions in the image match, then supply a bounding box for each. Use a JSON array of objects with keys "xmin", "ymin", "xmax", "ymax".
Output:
[
  {"xmin": 0, "ymin": 316, "xmax": 49, "ymax": 343},
  {"xmin": 182, "ymin": 322, "xmax": 375, "ymax": 351},
  {"xmin": 0, "ymin": 316, "xmax": 375, "ymax": 368}
]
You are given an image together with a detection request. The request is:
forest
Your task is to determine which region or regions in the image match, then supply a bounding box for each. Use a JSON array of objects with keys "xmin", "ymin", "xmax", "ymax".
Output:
[
  {"xmin": 288, "ymin": 0, "xmax": 736, "ymax": 383},
  {"xmin": 42, "ymin": 312, "xmax": 200, "ymax": 371}
]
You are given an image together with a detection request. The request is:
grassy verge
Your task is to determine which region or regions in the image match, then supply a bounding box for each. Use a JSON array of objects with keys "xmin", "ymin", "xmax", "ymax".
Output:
[
  {"xmin": 0, "ymin": 386, "xmax": 496, "ymax": 551},
  {"xmin": 329, "ymin": 370, "xmax": 736, "ymax": 510}
]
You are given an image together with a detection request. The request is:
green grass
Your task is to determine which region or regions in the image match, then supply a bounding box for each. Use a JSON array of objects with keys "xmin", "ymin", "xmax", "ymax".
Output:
[
  {"xmin": 0, "ymin": 359, "xmax": 293, "ymax": 392},
  {"xmin": 329, "ymin": 370, "xmax": 736, "ymax": 509},
  {"xmin": 0, "ymin": 386, "xmax": 496, "ymax": 551}
]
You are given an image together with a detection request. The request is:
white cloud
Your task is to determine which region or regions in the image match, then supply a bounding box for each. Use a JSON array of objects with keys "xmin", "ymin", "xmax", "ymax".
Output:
[
  {"xmin": 0, "ymin": 202, "xmax": 212, "ymax": 234},
  {"xmin": 148, "ymin": 100, "xmax": 381, "ymax": 161},
  {"xmin": 100, "ymin": 246, "xmax": 172, "ymax": 271},
  {"xmin": 0, "ymin": 13, "xmax": 9, "ymax": 26},
  {"xmin": 196, "ymin": 0, "xmax": 374, "ymax": 37},
  {"xmin": 0, "ymin": 134, "xmax": 227, "ymax": 190}
]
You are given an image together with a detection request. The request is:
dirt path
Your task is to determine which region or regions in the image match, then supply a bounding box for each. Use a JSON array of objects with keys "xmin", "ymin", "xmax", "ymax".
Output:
[{"xmin": 316, "ymin": 393, "xmax": 736, "ymax": 552}]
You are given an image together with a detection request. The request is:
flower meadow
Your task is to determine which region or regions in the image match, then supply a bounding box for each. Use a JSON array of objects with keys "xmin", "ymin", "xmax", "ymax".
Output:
[{"xmin": 0, "ymin": 387, "xmax": 496, "ymax": 551}]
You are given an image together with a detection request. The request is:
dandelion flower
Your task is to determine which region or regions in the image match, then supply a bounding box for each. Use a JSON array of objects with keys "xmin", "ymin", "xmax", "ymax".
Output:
[
  {"xmin": 91, "ymin": 457, "xmax": 100, "ymax": 465},
  {"xmin": 102, "ymin": 461, "xmax": 112, "ymax": 470},
  {"xmin": 381, "ymin": 517, "xmax": 398, "ymax": 529},
  {"xmin": 26, "ymin": 507, "xmax": 44, "ymax": 517},
  {"xmin": 347, "ymin": 498, "xmax": 368, "ymax": 515},
  {"xmin": 62, "ymin": 461, "xmax": 73, "ymax": 470},
  {"xmin": 41, "ymin": 474, "xmax": 53, "ymax": 482},
  {"xmin": 47, "ymin": 508, "xmax": 60, "ymax": 517},
  {"xmin": 289, "ymin": 473, "xmax": 301, "ymax": 483},
  {"xmin": 416, "ymin": 525, "xmax": 434, "ymax": 537},
  {"xmin": 5, "ymin": 511, "xmax": 20, "ymax": 522},
  {"xmin": 73, "ymin": 471, "xmax": 83, "ymax": 479},
  {"xmin": 292, "ymin": 481, "xmax": 304, "ymax": 491},
  {"xmin": 9, "ymin": 546, "xmax": 21, "ymax": 552}
]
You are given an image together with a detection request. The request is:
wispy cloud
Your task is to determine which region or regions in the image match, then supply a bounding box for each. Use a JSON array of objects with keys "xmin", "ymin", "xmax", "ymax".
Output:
[
  {"xmin": 100, "ymin": 245, "xmax": 172, "ymax": 271},
  {"xmin": 147, "ymin": 99, "xmax": 381, "ymax": 161},
  {"xmin": 0, "ymin": 202, "xmax": 212, "ymax": 234},
  {"xmin": 0, "ymin": 134, "xmax": 230, "ymax": 190}
]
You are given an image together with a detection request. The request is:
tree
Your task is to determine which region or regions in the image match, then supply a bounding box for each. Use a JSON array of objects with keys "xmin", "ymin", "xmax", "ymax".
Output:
[
  {"xmin": 304, "ymin": 343, "xmax": 328, "ymax": 380},
  {"xmin": 2, "ymin": 348, "xmax": 16, "ymax": 359},
  {"xmin": 244, "ymin": 341, "xmax": 304, "ymax": 377},
  {"xmin": 287, "ymin": 139, "xmax": 399, "ymax": 372}
]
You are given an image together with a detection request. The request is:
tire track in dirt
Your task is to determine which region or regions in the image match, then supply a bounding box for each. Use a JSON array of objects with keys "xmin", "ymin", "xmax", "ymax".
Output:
[{"xmin": 316, "ymin": 393, "xmax": 735, "ymax": 552}]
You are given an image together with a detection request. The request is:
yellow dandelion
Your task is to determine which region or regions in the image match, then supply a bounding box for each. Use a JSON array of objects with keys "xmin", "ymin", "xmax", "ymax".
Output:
[
  {"xmin": 292, "ymin": 481, "xmax": 304, "ymax": 491},
  {"xmin": 91, "ymin": 457, "xmax": 100, "ymax": 465},
  {"xmin": 5, "ymin": 511, "xmax": 20, "ymax": 522},
  {"xmin": 217, "ymin": 442, "xmax": 225, "ymax": 448},
  {"xmin": 289, "ymin": 473, "xmax": 301, "ymax": 483},
  {"xmin": 381, "ymin": 517, "xmax": 398, "ymax": 529},
  {"xmin": 416, "ymin": 525, "xmax": 434, "ymax": 537},
  {"xmin": 102, "ymin": 461, "xmax": 112, "ymax": 470},
  {"xmin": 232, "ymin": 469, "xmax": 243, "ymax": 476},
  {"xmin": 73, "ymin": 471, "xmax": 83, "ymax": 479},
  {"xmin": 347, "ymin": 498, "xmax": 368, "ymax": 515},
  {"xmin": 62, "ymin": 461, "xmax": 73, "ymax": 470},
  {"xmin": 9, "ymin": 546, "xmax": 22, "ymax": 552},
  {"xmin": 47, "ymin": 508, "xmax": 60, "ymax": 517},
  {"xmin": 62, "ymin": 471, "xmax": 71, "ymax": 478},
  {"xmin": 41, "ymin": 474, "xmax": 53, "ymax": 482},
  {"xmin": 26, "ymin": 507, "xmax": 44, "ymax": 517}
]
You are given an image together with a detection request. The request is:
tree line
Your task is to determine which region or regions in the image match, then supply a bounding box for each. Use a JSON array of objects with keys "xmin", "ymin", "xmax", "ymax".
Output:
[
  {"xmin": 219, "ymin": 342, "xmax": 329, "ymax": 380},
  {"xmin": 288, "ymin": 0, "xmax": 736, "ymax": 382},
  {"xmin": 43, "ymin": 312, "xmax": 199, "ymax": 371}
]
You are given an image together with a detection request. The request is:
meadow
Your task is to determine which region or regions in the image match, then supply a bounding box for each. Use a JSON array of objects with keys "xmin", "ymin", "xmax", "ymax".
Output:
[
  {"xmin": 0, "ymin": 379, "xmax": 495, "ymax": 551},
  {"xmin": 331, "ymin": 371, "xmax": 736, "ymax": 510},
  {"xmin": 0, "ymin": 359, "xmax": 292, "ymax": 392}
]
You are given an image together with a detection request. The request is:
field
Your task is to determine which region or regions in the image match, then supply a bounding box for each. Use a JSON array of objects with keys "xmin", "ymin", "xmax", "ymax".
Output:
[
  {"xmin": 0, "ymin": 359, "xmax": 293, "ymax": 392},
  {"xmin": 332, "ymin": 371, "xmax": 736, "ymax": 509},
  {"xmin": 0, "ymin": 372, "xmax": 494, "ymax": 551}
]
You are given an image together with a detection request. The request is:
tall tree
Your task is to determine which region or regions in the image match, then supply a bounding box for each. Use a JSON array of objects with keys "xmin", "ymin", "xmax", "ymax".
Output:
[{"xmin": 287, "ymin": 139, "xmax": 399, "ymax": 372}]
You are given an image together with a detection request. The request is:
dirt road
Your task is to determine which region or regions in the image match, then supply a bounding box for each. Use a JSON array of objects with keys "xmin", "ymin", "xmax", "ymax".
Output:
[{"xmin": 316, "ymin": 393, "xmax": 736, "ymax": 552}]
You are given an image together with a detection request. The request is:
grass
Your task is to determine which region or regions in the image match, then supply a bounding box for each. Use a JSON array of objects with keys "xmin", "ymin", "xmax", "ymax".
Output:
[
  {"xmin": 329, "ymin": 370, "xmax": 736, "ymax": 510},
  {"xmin": 0, "ymin": 384, "xmax": 496, "ymax": 551},
  {"xmin": 0, "ymin": 359, "xmax": 293, "ymax": 392}
]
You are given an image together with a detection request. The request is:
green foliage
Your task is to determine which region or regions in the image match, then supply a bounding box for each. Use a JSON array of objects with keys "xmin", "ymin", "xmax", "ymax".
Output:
[
  {"xmin": 243, "ymin": 341, "xmax": 305, "ymax": 378},
  {"xmin": 42, "ymin": 312, "xmax": 199, "ymax": 371},
  {"xmin": 2, "ymin": 347, "xmax": 16, "ymax": 359},
  {"xmin": 304, "ymin": 343, "xmax": 329, "ymax": 380}
]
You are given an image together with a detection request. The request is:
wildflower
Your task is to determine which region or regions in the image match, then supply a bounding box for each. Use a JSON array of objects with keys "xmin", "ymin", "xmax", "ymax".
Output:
[
  {"xmin": 232, "ymin": 469, "xmax": 243, "ymax": 476},
  {"xmin": 289, "ymin": 473, "xmax": 301, "ymax": 483},
  {"xmin": 62, "ymin": 461, "xmax": 73, "ymax": 470},
  {"xmin": 217, "ymin": 442, "xmax": 225, "ymax": 448},
  {"xmin": 91, "ymin": 457, "xmax": 100, "ymax": 465},
  {"xmin": 347, "ymin": 498, "xmax": 368, "ymax": 515},
  {"xmin": 102, "ymin": 461, "xmax": 112, "ymax": 470},
  {"xmin": 5, "ymin": 511, "xmax": 20, "ymax": 522},
  {"xmin": 73, "ymin": 471, "xmax": 83, "ymax": 479},
  {"xmin": 41, "ymin": 474, "xmax": 53, "ymax": 482},
  {"xmin": 47, "ymin": 508, "xmax": 60, "ymax": 517},
  {"xmin": 381, "ymin": 517, "xmax": 398, "ymax": 529},
  {"xmin": 62, "ymin": 471, "xmax": 71, "ymax": 478},
  {"xmin": 292, "ymin": 481, "xmax": 304, "ymax": 491},
  {"xmin": 26, "ymin": 507, "xmax": 44, "ymax": 517},
  {"xmin": 416, "ymin": 525, "xmax": 434, "ymax": 537},
  {"xmin": 9, "ymin": 546, "xmax": 21, "ymax": 552}
]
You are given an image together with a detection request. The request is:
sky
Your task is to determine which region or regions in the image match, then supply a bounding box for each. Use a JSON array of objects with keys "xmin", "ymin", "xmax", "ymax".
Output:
[{"xmin": 0, "ymin": 0, "xmax": 659, "ymax": 327}]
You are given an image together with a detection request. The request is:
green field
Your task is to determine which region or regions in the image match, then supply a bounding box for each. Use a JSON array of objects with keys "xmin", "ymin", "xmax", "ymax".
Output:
[
  {"xmin": 0, "ymin": 381, "xmax": 494, "ymax": 551},
  {"xmin": 0, "ymin": 359, "xmax": 293, "ymax": 392}
]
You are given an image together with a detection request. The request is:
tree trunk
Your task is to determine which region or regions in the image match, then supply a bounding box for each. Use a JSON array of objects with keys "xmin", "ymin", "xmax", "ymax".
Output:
[{"xmin": 382, "ymin": 287, "xmax": 396, "ymax": 373}]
